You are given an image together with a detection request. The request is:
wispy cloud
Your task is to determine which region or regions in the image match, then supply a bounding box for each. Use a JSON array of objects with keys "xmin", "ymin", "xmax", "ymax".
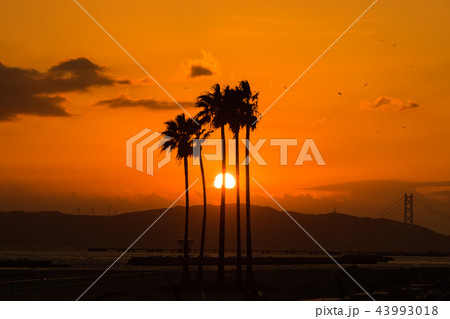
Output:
[
  {"xmin": 360, "ymin": 96, "xmax": 419, "ymax": 112},
  {"xmin": 95, "ymin": 93, "xmax": 194, "ymax": 110},
  {"xmin": 311, "ymin": 118, "xmax": 328, "ymax": 127}
]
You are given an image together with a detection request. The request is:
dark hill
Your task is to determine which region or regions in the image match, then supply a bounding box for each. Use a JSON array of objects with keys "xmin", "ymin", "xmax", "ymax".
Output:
[{"xmin": 0, "ymin": 206, "xmax": 449, "ymax": 252}]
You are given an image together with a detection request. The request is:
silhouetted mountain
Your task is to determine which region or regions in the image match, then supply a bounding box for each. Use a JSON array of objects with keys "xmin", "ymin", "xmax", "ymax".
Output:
[
  {"xmin": 256, "ymin": 180, "xmax": 450, "ymax": 236},
  {"xmin": 0, "ymin": 206, "xmax": 449, "ymax": 252}
]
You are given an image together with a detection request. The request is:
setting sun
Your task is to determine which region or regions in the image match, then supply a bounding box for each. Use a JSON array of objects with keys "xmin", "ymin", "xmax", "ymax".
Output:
[{"xmin": 214, "ymin": 173, "xmax": 236, "ymax": 189}]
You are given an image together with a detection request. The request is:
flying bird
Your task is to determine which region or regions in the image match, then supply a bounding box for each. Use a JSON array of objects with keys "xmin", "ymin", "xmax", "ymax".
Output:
[
  {"xmin": 364, "ymin": 83, "xmax": 368, "ymax": 87},
  {"xmin": 337, "ymin": 92, "xmax": 342, "ymax": 95}
]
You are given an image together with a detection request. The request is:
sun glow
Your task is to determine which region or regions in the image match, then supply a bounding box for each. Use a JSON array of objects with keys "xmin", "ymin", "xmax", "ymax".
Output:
[{"xmin": 214, "ymin": 173, "xmax": 236, "ymax": 189}]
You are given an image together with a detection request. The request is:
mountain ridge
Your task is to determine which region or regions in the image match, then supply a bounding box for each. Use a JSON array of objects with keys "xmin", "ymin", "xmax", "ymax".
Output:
[{"xmin": 0, "ymin": 205, "xmax": 449, "ymax": 252}]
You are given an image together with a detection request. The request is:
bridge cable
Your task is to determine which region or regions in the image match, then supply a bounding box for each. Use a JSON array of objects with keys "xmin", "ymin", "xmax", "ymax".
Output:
[
  {"xmin": 413, "ymin": 197, "xmax": 450, "ymax": 220},
  {"xmin": 373, "ymin": 197, "xmax": 404, "ymax": 218}
]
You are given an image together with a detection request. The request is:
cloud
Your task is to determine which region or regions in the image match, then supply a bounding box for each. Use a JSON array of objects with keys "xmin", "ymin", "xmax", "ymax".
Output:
[
  {"xmin": 95, "ymin": 93, "xmax": 194, "ymax": 110},
  {"xmin": 190, "ymin": 65, "xmax": 213, "ymax": 77},
  {"xmin": 360, "ymin": 96, "xmax": 419, "ymax": 112},
  {"xmin": 310, "ymin": 118, "xmax": 328, "ymax": 127},
  {"xmin": 0, "ymin": 58, "xmax": 128, "ymax": 121},
  {"xmin": 184, "ymin": 50, "xmax": 219, "ymax": 78}
]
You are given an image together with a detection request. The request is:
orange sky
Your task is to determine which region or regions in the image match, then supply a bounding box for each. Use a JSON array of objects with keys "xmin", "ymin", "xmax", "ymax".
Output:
[{"xmin": 0, "ymin": 0, "xmax": 450, "ymax": 233}]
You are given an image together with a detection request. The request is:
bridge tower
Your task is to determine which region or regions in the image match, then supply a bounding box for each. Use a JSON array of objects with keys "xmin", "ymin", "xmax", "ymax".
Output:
[
  {"xmin": 404, "ymin": 193, "xmax": 413, "ymax": 224},
  {"xmin": 403, "ymin": 193, "xmax": 414, "ymax": 253}
]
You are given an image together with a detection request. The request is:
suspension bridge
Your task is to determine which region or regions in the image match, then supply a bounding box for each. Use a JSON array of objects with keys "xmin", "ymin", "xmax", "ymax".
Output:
[{"xmin": 373, "ymin": 193, "xmax": 450, "ymax": 253}]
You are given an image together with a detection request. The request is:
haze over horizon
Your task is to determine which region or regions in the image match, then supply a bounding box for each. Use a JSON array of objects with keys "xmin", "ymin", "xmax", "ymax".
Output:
[{"xmin": 2, "ymin": 179, "xmax": 449, "ymax": 236}]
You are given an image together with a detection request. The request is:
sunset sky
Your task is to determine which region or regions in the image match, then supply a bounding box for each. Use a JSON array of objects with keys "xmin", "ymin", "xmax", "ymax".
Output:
[{"xmin": 1, "ymin": 0, "xmax": 449, "ymax": 233}]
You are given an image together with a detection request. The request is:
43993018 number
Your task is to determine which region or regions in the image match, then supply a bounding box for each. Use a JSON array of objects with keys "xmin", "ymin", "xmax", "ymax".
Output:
[{"xmin": 376, "ymin": 305, "xmax": 438, "ymax": 316}]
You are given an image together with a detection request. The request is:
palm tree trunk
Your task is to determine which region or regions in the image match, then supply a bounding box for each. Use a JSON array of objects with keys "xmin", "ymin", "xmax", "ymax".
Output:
[
  {"xmin": 196, "ymin": 146, "xmax": 207, "ymax": 283},
  {"xmin": 217, "ymin": 125, "xmax": 226, "ymax": 283},
  {"xmin": 245, "ymin": 125, "xmax": 254, "ymax": 284},
  {"xmin": 182, "ymin": 156, "xmax": 190, "ymax": 284},
  {"xmin": 235, "ymin": 130, "xmax": 242, "ymax": 283}
]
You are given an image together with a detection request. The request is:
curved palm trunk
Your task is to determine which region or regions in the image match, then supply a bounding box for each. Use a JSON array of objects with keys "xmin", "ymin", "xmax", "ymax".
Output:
[
  {"xmin": 245, "ymin": 125, "xmax": 255, "ymax": 284},
  {"xmin": 217, "ymin": 125, "xmax": 226, "ymax": 283},
  {"xmin": 235, "ymin": 130, "xmax": 242, "ymax": 283},
  {"xmin": 196, "ymin": 146, "xmax": 207, "ymax": 283},
  {"xmin": 182, "ymin": 156, "xmax": 190, "ymax": 284}
]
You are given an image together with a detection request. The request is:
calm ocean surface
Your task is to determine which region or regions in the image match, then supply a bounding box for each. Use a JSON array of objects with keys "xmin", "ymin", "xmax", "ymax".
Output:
[{"xmin": 1, "ymin": 250, "xmax": 450, "ymax": 271}]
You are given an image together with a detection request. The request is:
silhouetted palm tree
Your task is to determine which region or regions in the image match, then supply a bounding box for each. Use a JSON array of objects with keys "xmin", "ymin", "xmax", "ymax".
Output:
[
  {"xmin": 227, "ymin": 86, "xmax": 245, "ymax": 283},
  {"xmin": 239, "ymin": 80, "xmax": 259, "ymax": 284},
  {"xmin": 161, "ymin": 113, "xmax": 195, "ymax": 284},
  {"xmin": 196, "ymin": 84, "xmax": 230, "ymax": 283},
  {"xmin": 193, "ymin": 124, "xmax": 212, "ymax": 283}
]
